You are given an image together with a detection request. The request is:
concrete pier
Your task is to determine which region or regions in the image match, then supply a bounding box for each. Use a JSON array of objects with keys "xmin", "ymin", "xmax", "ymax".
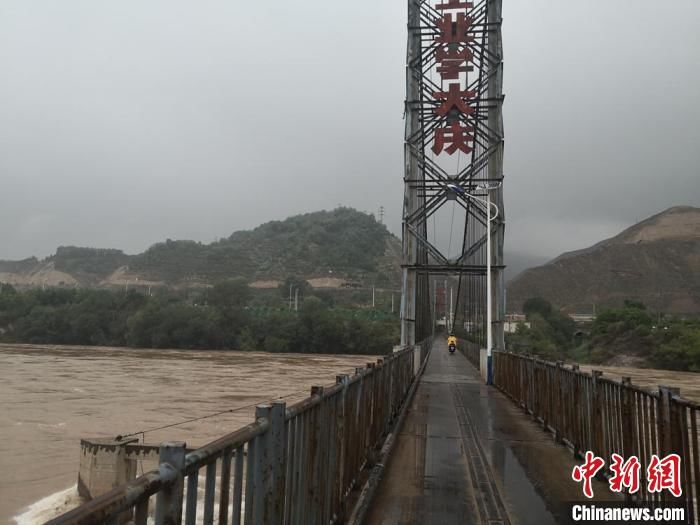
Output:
[{"xmin": 78, "ymin": 438, "xmax": 139, "ymax": 501}]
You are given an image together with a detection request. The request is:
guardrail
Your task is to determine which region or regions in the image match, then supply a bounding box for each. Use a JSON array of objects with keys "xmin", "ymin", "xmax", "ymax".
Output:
[
  {"xmin": 493, "ymin": 351, "xmax": 699, "ymax": 521},
  {"xmin": 47, "ymin": 342, "xmax": 428, "ymax": 525},
  {"xmin": 457, "ymin": 339, "xmax": 480, "ymax": 369}
]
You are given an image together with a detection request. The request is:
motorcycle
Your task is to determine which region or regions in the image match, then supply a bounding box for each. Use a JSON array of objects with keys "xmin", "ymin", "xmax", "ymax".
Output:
[{"xmin": 448, "ymin": 344, "xmax": 456, "ymax": 354}]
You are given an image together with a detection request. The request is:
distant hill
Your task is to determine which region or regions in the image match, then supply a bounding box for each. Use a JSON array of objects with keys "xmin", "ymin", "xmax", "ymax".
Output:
[
  {"xmin": 0, "ymin": 208, "xmax": 402, "ymax": 290},
  {"xmin": 504, "ymin": 251, "xmax": 550, "ymax": 281},
  {"xmin": 507, "ymin": 206, "xmax": 700, "ymax": 314}
]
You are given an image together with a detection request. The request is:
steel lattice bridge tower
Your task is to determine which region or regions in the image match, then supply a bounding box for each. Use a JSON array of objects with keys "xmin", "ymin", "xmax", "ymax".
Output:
[{"xmin": 400, "ymin": 0, "xmax": 505, "ymax": 354}]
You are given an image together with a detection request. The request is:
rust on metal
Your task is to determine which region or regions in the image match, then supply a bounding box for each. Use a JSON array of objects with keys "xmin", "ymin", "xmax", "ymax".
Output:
[
  {"xmin": 493, "ymin": 351, "xmax": 699, "ymax": 517},
  {"xmin": 46, "ymin": 465, "xmax": 177, "ymax": 525}
]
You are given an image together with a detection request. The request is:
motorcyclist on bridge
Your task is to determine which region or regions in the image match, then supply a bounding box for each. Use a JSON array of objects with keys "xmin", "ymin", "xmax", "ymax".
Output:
[{"xmin": 447, "ymin": 334, "xmax": 457, "ymax": 354}]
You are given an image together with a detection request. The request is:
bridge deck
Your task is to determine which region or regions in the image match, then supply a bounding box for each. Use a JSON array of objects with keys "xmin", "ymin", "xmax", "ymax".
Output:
[{"xmin": 367, "ymin": 340, "xmax": 616, "ymax": 524}]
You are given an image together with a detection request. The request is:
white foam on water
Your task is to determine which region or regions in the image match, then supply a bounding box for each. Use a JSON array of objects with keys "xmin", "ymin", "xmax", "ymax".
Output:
[
  {"xmin": 37, "ymin": 422, "xmax": 67, "ymax": 431},
  {"xmin": 13, "ymin": 485, "xmax": 83, "ymax": 525},
  {"xmin": 13, "ymin": 479, "xmax": 246, "ymax": 525}
]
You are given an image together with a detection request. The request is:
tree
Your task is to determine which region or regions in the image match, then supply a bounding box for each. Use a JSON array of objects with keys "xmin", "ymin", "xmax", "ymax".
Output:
[
  {"xmin": 0, "ymin": 284, "xmax": 400, "ymax": 356},
  {"xmin": 623, "ymin": 300, "xmax": 647, "ymax": 310},
  {"xmin": 512, "ymin": 297, "xmax": 575, "ymax": 357},
  {"xmin": 523, "ymin": 297, "xmax": 553, "ymax": 319},
  {"xmin": 0, "ymin": 283, "xmax": 17, "ymax": 295},
  {"xmin": 209, "ymin": 278, "xmax": 251, "ymax": 310}
]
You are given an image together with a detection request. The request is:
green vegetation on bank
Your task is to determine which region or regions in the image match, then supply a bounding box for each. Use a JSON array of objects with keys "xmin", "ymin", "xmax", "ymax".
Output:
[
  {"xmin": 0, "ymin": 281, "xmax": 399, "ymax": 355},
  {"xmin": 506, "ymin": 298, "xmax": 700, "ymax": 371},
  {"xmin": 54, "ymin": 246, "xmax": 129, "ymax": 276}
]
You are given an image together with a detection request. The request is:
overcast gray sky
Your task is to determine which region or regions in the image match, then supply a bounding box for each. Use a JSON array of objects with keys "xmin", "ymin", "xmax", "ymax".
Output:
[{"xmin": 1, "ymin": 0, "xmax": 699, "ymax": 262}]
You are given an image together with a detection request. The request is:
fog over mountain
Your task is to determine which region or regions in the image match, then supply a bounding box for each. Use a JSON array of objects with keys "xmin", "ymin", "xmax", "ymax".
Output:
[
  {"xmin": 507, "ymin": 207, "xmax": 700, "ymax": 314},
  {"xmin": 1, "ymin": 1, "xmax": 698, "ymax": 263}
]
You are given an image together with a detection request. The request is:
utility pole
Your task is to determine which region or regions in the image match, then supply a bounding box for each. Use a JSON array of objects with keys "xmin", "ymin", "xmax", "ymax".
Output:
[
  {"xmin": 391, "ymin": 293, "xmax": 395, "ymax": 314},
  {"xmin": 372, "ymin": 286, "xmax": 375, "ymax": 308},
  {"xmin": 486, "ymin": 190, "xmax": 493, "ymax": 380},
  {"xmin": 294, "ymin": 288, "xmax": 299, "ymax": 312},
  {"xmin": 378, "ymin": 206, "xmax": 385, "ymax": 224},
  {"xmin": 488, "ymin": 0, "xmax": 506, "ymax": 354}
]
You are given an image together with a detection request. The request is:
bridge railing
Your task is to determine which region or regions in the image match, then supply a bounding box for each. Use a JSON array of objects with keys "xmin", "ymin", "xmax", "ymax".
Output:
[
  {"xmin": 457, "ymin": 339, "xmax": 481, "ymax": 369},
  {"xmin": 494, "ymin": 351, "xmax": 699, "ymax": 520},
  {"xmin": 47, "ymin": 342, "xmax": 428, "ymax": 525}
]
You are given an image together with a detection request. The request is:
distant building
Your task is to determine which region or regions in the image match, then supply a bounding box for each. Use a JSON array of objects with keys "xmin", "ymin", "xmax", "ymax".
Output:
[
  {"xmin": 505, "ymin": 313, "xmax": 527, "ymax": 323},
  {"xmin": 570, "ymin": 313, "xmax": 596, "ymax": 323},
  {"xmin": 504, "ymin": 321, "xmax": 530, "ymax": 333}
]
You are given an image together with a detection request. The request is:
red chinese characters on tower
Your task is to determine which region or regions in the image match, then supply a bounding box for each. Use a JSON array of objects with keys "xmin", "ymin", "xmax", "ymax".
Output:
[
  {"xmin": 431, "ymin": 2, "xmax": 476, "ymax": 156},
  {"xmin": 436, "ymin": 47, "xmax": 474, "ymax": 80},
  {"xmin": 433, "ymin": 4, "xmax": 474, "ymax": 81},
  {"xmin": 435, "ymin": 1, "xmax": 474, "ymax": 12},
  {"xmin": 435, "ymin": 13, "xmax": 475, "ymax": 47},
  {"xmin": 433, "ymin": 84, "xmax": 476, "ymax": 118},
  {"xmin": 433, "ymin": 122, "xmax": 474, "ymax": 155},
  {"xmin": 431, "ymin": 84, "xmax": 476, "ymax": 154}
]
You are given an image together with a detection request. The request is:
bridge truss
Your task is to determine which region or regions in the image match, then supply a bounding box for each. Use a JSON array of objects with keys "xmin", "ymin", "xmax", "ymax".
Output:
[{"xmin": 401, "ymin": 0, "xmax": 505, "ymax": 350}]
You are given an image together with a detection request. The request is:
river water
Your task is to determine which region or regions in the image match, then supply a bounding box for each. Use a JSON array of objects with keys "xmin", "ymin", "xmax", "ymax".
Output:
[{"xmin": 0, "ymin": 344, "xmax": 374, "ymax": 524}]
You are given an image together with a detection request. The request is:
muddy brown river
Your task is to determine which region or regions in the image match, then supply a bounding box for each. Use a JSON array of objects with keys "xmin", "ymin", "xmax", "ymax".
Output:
[{"xmin": 0, "ymin": 344, "xmax": 375, "ymax": 524}]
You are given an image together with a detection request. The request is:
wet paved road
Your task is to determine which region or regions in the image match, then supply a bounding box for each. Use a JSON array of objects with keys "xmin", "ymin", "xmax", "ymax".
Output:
[{"xmin": 367, "ymin": 341, "xmax": 617, "ymax": 524}]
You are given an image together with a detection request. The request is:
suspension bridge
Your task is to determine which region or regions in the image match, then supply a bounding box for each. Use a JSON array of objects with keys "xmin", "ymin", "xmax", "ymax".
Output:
[{"xmin": 45, "ymin": 1, "xmax": 699, "ymax": 524}]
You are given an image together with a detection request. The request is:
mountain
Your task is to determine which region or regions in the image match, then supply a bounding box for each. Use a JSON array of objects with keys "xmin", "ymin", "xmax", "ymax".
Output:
[
  {"xmin": 0, "ymin": 208, "xmax": 402, "ymax": 290},
  {"xmin": 507, "ymin": 206, "xmax": 700, "ymax": 314},
  {"xmin": 504, "ymin": 251, "xmax": 550, "ymax": 281}
]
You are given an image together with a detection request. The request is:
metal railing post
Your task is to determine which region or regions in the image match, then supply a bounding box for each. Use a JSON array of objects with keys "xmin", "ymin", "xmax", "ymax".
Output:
[
  {"xmin": 335, "ymin": 374, "xmax": 349, "ymax": 522},
  {"xmin": 257, "ymin": 402, "xmax": 286, "ymax": 525},
  {"xmin": 310, "ymin": 386, "xmax": 324, "ymax": 525},
  {"xmin": 658, "ymin": 386, "xmax": 674, "ymax": 457},
  {"xmin": 620, "ymin": 377, "xmax": 633, "ymax": 458},
  {"xmin": 591, "ymin": 371, "xmax": 603, "ymax": 454},
  {"xmin": 657, "ymin": 386, "xmax": 682, "ymax": 506},
  {"xmin": 271, "ymin": 401, "xmax": 287, "ymax": 524},
  {"xmin": 254, "ymin": 406, "xmax": 270, "ymax": 524},
  {"xmin": 155, "ymin": 441, "xmax": 186, "ymax": 525}
]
